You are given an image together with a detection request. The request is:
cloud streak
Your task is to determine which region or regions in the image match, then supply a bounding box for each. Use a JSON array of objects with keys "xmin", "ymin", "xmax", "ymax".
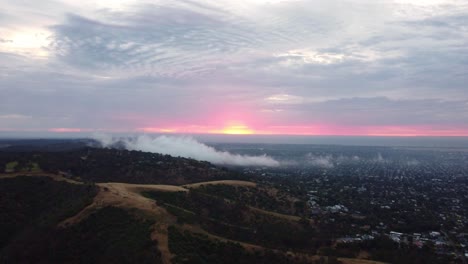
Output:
[{"xmin": 93, "ymin": 134, "xmax": 280, "ymax": 167}]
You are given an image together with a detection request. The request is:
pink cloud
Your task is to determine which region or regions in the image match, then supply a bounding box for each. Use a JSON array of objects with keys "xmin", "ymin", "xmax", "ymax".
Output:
[{"xmin": 48, "ymin": 128, "xmax": 86, "ymax": 133}]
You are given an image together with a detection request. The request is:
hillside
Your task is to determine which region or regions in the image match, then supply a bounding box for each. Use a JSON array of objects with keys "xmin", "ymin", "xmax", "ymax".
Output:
[
  {"xmin": 0, "ymin": 145, "xmax": 426, "ymax": 263},
  {"xmin": 0, "ymin": 170, "xmax": 389, "ymax": 264},
  {"xmin": 0, "ymin": 147, "xmax": 246, "ymax": 184}
]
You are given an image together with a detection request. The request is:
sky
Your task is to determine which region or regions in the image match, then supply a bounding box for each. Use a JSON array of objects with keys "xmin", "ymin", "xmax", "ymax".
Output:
[{"xmin": 1, "ymin": 0, "xmax": 468, "ymax": 137}]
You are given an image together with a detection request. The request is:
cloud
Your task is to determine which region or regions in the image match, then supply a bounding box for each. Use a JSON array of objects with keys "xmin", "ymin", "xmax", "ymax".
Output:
[
  {"xmin": 93, "ymin": 134, "xmax": 280, "ymax": 167},
  {"xmin": 299, "ymin": 153, "xmax": 399, "ymax": 168},
  {"xmin": 265, "ymin": 97, "xmax": 468, "ymax": 127},
  {"xmin": 48, "ymin": 5, "xmax": 264, "ymax": 77},
  {"xmin": 374, "ymin": 153, "xmax": 386, "ymax": 163},
  {"xmin": 336, "ymin": 155, "xmax": 360, "ymax": 163},
  {"xmin": 275, "ymin": 50, "xmax": 345, "ymax": 65},
  {"xmin": 49, "ymin": 128, "xmax": 85, "ymax": 133},
  {"xmin": 0, "ymin": 0, "xmax": 468, "ymax": 134},
  {"xmin": 406, "ymin": 159, "xmax": 420, "ymax": 166},
  {"xmin": 0, "ymin": 114, "xmax": 32, "ymax": 119},
  {"xmin": 305, "ymin": 153, "xmax": 334, "ymax": 168}
]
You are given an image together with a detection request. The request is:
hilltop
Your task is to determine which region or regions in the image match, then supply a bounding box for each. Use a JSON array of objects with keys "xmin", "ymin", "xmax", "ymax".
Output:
[{"xmin": 0, "ymin": 147, "xmax": 246, "ymax": 185}]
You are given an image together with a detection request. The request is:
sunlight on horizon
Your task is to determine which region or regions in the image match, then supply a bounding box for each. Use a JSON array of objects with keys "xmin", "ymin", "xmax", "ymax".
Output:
[{"xmin": 219, "ymin": 124, "xmax": 255, "ymax": 135}]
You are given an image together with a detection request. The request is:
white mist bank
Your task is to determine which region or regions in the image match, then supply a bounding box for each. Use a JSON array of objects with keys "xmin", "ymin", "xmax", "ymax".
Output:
[{"xmin": 92, "ymin": 134, "xmax": 280, "ymax": 167}]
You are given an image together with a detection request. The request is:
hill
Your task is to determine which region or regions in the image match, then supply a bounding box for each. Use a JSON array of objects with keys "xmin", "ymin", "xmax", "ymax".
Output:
[
  {"xmin": 0, "ymin": 143, "xmax": 442, "ymax": 263},
  {"xmin": 0, "ymin": 171, "xmax": 386, "ymax": 264},
  {"xmin": 0, "ymin": 147, "xmax": 246, "ymax": 185}
]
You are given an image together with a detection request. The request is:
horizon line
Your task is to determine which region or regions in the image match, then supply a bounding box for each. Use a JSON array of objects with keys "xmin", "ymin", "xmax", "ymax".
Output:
[{"xmin": 2, "ymin": 132, "xmax": 468, "ymax": 139}]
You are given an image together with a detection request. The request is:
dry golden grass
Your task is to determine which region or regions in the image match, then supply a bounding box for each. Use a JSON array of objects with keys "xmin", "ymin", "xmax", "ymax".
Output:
[
  {"xmin": 339, "ymin": 258, "xmax": 387, "ymax": 264},
  {"xmin": 58, "ymin": 182, "xmax": 189, "ymax": 226},
  {"xmin": 179, "ymin": 224, "xmax": 266, "ymax": 252},
  {"xmin": 0, "ymin": 172, "xmax": 82, "ymax": 184},
  {"xmin": 183, "ymin": 180, "xmax": 257, "ymax": 188},
  {"xmin": 248, "ymin": 206, "xmax": 304, "ymax": 222}
]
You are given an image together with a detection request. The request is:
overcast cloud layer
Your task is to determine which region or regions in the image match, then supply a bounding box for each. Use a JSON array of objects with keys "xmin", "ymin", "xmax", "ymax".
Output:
[{"xmin": 1, "ymin": 0, "xmax": 468, "ymax": 136}]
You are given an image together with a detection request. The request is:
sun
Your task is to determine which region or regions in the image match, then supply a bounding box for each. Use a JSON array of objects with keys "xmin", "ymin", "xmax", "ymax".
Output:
[
  {"xmin": 221, "ymin": 125, "xmax": 254, "ymax": 135},
  {"xmin": 1, "ymin": 28, "xmax": 51, "ymax": 58}
]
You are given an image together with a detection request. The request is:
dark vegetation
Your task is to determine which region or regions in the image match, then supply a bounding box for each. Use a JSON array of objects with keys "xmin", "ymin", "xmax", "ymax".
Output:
[
  {"xmin": 0, "ymin": 176, "xmax": 97, "ymax": 250},
  {"xmin": 0, "ymin": 147, "xmax": 246, "ymax": 184},
  {"xmin": 1, "ymin": 207, "xmax": 161, "ymax": 264},
  {"xmin": 0, "ymin": 138, "xmax": 93, "ymax": 152},
  {"xmin": 144, "ymin": 189, "xmax": 318, "ymax": 252},
  {"xmin": 0, "ymin": 177, "xmax": 161, "ymax": 263},
  {"xmin": 193, "ymin": 184, "xmax": 308, "ymax": 216},
  {"xmin": 168, "ymin": 226, "xmax": 314, "ymax": 264},
  {"xmin": 337, "ymin": 236, "xmax": 453, "ymax": 264}
]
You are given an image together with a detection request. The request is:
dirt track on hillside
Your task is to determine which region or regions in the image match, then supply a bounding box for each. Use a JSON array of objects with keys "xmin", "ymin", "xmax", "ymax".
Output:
[
  {"xmin": 58, "ymin": 182, "xmax": 184, "ymax": 264},
  {"xmin": 184, "ymin": 180, "xmax": 256, "ymax": 188}
]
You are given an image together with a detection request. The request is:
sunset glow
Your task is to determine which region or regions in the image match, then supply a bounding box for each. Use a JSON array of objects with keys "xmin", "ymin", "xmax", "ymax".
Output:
[
  {"xmin": 131, "ymin": 123, "xmax": 468, "ymax": 137},
  {"xmin": 48, "ymin": 128, "xmax": 86, "ymax": 133},
  {"xmin": 220, "ymin": 125, "xmax": 255, "ymax": 135}
]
